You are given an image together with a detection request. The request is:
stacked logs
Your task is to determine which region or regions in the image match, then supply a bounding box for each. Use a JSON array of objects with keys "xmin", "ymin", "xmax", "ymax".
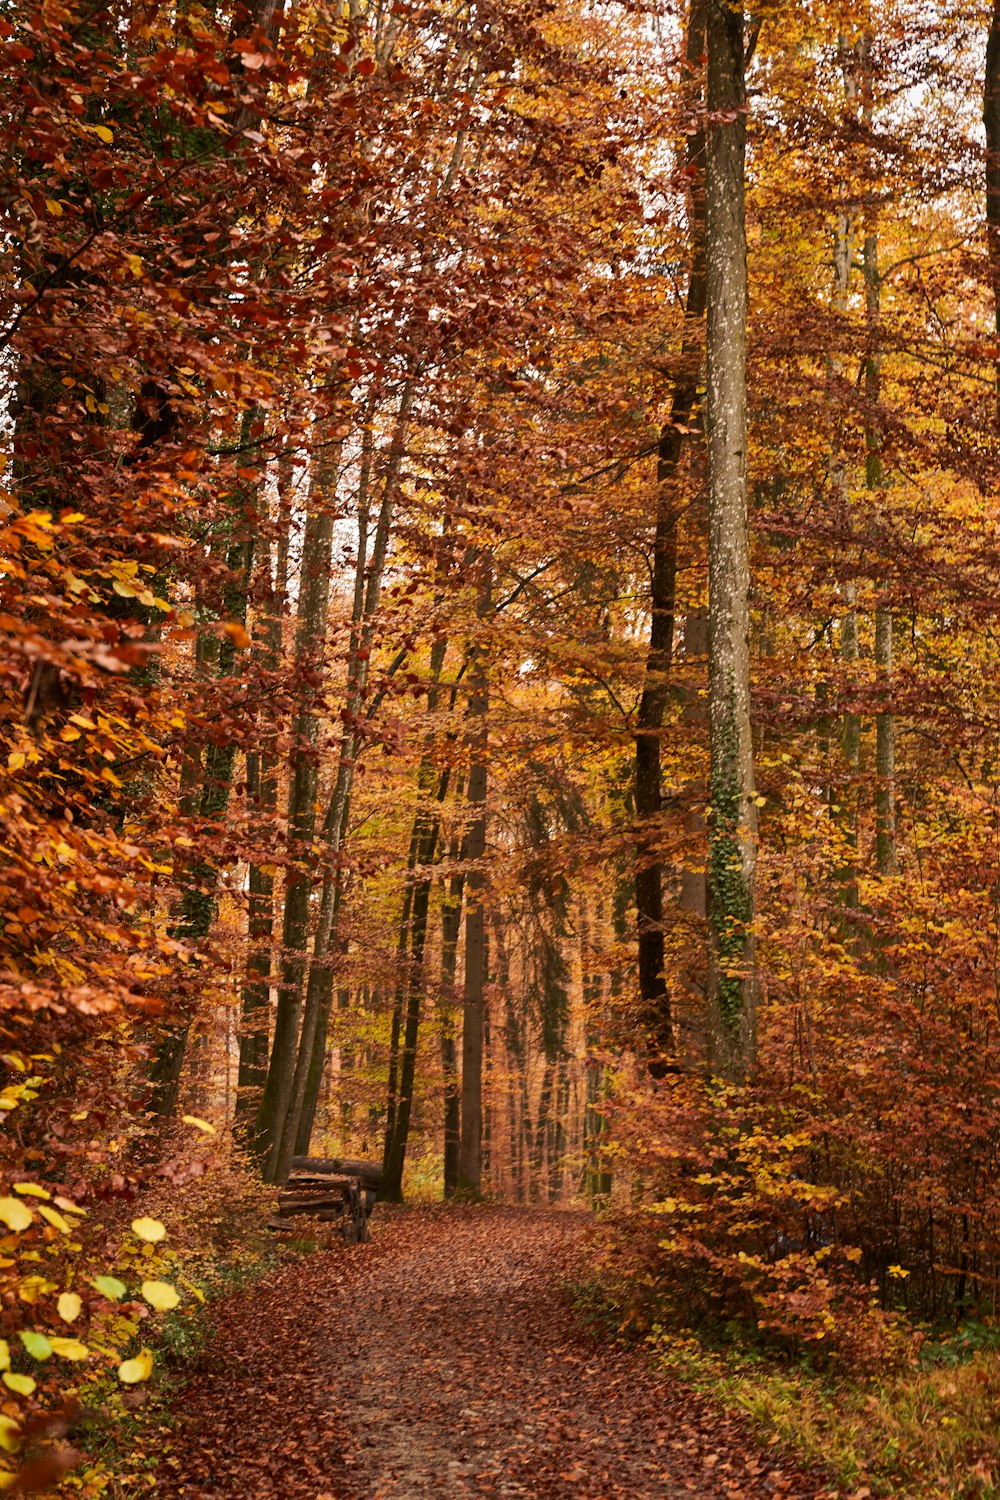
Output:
[{"xmin": 268, "ymin": 1155, "xmax": 381, "ymax": 1244}]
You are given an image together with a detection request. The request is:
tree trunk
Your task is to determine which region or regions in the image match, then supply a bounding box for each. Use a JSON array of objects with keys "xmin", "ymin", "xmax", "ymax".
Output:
[
  {"xmin": 271, "ymin": 382, "xmax": 415, "ymax": 1178},
  {"xmin": 862, "ymin": 41, "xmax": 896, "ymax": 878},
  {"xmin": 458, "ymin": 561, "xmax": 491, "ymax": 1196},
  {"xmin": 634, "ymin": 0, "xmax": 708, "ymax": 1070},
  {"xmin": 148, "ymin": 488, "xmax": 255, "ymax": 1117},
  {"xmin": 254, "ymin": 452, "xmax": 337, "ymax": 1176},
  {"xmin": 986, "ymin": 2, "xmax": 1000, "ymax": 424},
  {"xmin": 237, "ymin": 448, "xmax": 293, "ymax": 1134},
  {"xmin": 438, "ymin": 860, "xmax": 464, "ymax": 1197},
  {"xmin": 704, "ymin": 0, "xmax": 757, "ymax": 1081}
]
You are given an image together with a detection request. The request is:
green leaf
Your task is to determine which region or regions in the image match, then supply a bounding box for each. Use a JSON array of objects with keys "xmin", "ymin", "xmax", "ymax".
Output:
[
  {"xmin": 91, "ymin": 1275, "xmax": 127, "ymax": 1301},
  {"xmin": 20, "ymin": 1331, "xmax": 52, "ymax": 1361}
]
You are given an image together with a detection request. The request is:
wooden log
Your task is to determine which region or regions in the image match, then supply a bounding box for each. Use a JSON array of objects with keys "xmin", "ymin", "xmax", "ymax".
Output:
[
  {"xmin": 289, "ymin": 1155, "xmax": 382, "ymax": 1186},
  {"xmin": 277, "ymin": 1194, "xmax": 351, "ymax": 1214}
]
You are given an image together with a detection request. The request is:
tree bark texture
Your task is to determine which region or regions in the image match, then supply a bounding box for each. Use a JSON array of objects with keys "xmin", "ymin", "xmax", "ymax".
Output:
[
  {"xmin": 705, "ymin": 0, "xmax": 757, "ymax": 1080},
  {"xmin": 633, "ymin": 0, "xmax": 708, "ymax": 1069}
]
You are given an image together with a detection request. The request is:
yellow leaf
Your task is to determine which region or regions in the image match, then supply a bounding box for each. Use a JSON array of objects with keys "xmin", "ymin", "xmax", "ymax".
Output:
[
  {"xmin": 37, "ymin": 1206, "xmax": 71, "ymax": 1234},
  {"xmin": 2, "ymin": 1374, "xmax": 35, "ymax": 1397},
  {"xmin": 0, "ymin": 1342, "xmax": 9, "ymax": 1371},
  {"xmin": 141, "ymin": 1280, "xmax": 180, "ymax": 1311},
  {"xmin": 45, "ymin": 199, "xmax": 63, "ymax": 216},
  {"xmin": 130, "ymin": 1217, "xmax": 166, "ymax": 1244},
  {"xmin": 117, "ymin": 1348, "xmax": 153, "ymax": 1385},
  {"xmin": 12, "ymin": 1185, "xmax": 49, "ymax": 1200},
  {"xmin": 0, "ymin": 1200, "xmax": 32, "ymax": 1233},
  {"xmin": 18, "ymin": 1276, "xmax": 56, "ymax": 1304},
  {"xmin": 49, "ymin": 1337, "xmax": 89, "ymax": 1361},
  {"xmin": 6, "ymin": 754, "xmax": 24, "ymax": 772},
  {"xmin": 125, "ymin": 254, "xmax": 142, "ymax": 277},
  {"xmin": 181, "ymin": 1115, "xmax": 216, "ymax": 1136},
  {"xmin": 844, "ymin": 1246, "xmax": 863, "ymax": 1263},
  {"xmin": 93, "ymin": 124, "xmax": 113, "ymax": 143},
  {"xmin": 85, "ymin": 394, "xmax": 98, "ymax": 413},
  {"xmin": 0, "ymin": 1417, "xmax": 20, "ymax": 1454},
  {"xmin": 57, "ymin": 1292, "xmax": 81, "ymax": 1323}
]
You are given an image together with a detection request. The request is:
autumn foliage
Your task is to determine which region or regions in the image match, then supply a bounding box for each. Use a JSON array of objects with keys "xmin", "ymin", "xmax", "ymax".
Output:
[{"xmin": 3, "ymin": 0, "xmax": 1000, "ymax": 1486}]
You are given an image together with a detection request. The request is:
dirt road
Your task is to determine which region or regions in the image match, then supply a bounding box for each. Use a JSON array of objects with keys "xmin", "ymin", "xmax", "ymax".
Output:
[{"xmin": 160, "ymin": 1206, "xmax": 831, "ymax": 1499}]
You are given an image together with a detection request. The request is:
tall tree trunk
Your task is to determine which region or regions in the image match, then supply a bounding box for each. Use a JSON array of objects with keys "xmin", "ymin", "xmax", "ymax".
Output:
[
  {"xmin": 148, "ymin": 488, "xmax": 255, "ymax": 1117},
  {"xmin": 704, "ymin": 0, "xmax": 757, "ymax": 1081},
  {"xmin": 381, "ymin": 640, "xmax": 449, "ymax": 1200},
  {"xmin": 438, "ymin": 859, "xmax": 464, "ymax": 1197},
  {"xmin": 986, "ymin": 3, "xmax": 1000, "ymax": 424},
  {"xmin": 254, "ymin": 451, "xmax": 337, "ymax": 1175},
  {"xmin": 458, "ymin": 561, "xmax": 491, "ymax": 1196},
  {"xmin": 237, "ymin": 449, "xmax": 293, "ymax": 1133},
  {"xmin": 634, "ymin": 0, "xmax": 708, "ymax": 1069},
  {"xmin": 271, "ymin": 382, "xmax": 415, "ymax": 1179},
  {"xmin": 862, "ymin": 40, "xmax": 896, "ymax": 878}
]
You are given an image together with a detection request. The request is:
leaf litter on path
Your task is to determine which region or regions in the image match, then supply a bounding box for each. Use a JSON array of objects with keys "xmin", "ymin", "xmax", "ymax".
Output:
[{"xmin": 158, "ymin": 1206, "xmax": 837, "ymax": 1499}]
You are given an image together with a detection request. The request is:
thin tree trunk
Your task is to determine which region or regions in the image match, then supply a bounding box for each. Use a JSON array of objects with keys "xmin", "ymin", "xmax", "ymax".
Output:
[
  {"xmin": 862, "ymin": 41, "xmax": 896, "ymax": 878},
  {"xmin": 458, "ymin": 560, "xmax": 491, "ymax": 1196},
  {"xmin": 986, "ymin": 2, "xmax": 1000, "ymax": 424},
  {"xmin": 254, "ymin": 450, "xmax": 338, "ymax": 1176},
  {"xmin": 237, "ymin": 448, "xmax": 293, "ymax": 1133},
  {"xmin": 439, "ymin": 859, "xmax": 464, "ymax": 1197},
  {"xmin": 634, "ymin": 0, "xmax": 707, "ymax": 1069},
  {"xmin": 271, "ymin": 382, "xmax": 415, "ymax": 1179},
  {"xmin": 705, "ymin": 0, "xmax": 757, "ymax": 1081},
  {"xmin": 148, "ymin": 497, "xmax": 255, "ymax": 1116}
]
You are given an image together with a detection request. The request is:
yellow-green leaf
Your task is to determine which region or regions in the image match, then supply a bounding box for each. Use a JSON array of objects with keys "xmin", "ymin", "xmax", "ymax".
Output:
[
  {"xmin": 91, "ymin": 1275, "xmax": 127, "ymax": 1301},
  {"xmin": 181, "ymin": 1115, "xmax": 216, "ymax": 1135},
  {"xmin": 118, "ymin": 1349, "xmax": 153, "ymax": 1385},
  {"xmin": 20, "ymin": 1331, "xmax": 51, "ymax": 1361},
  {"xmin": 141, "ymin": 1280, "xmax": 179, "ymax": 1312},
  {"xmin": 57, "ymin": 1292, "xmax": 81, "ymax": 1324},
  {"xmin": 0, "ymin": 1416, "xmax": 19, "ymax": 1453},
  {"xmin": 2, "ymin": 1374, "xmax": 35, "ymax": 1396},
  {"xmin": 0, "ymin": 1200, "xmax": 32, "ymax": 1233},
  {"xmin": 12, "ymin": 1185, "xmax": 49, "ymax": 1200},
  {"xmin": 0, "ymin": 1342, "xmax": 9, "ymax": 1372},
  {"xmin": 130, "ymin": 1217, "xmax": 166, "ymax": 1244}
]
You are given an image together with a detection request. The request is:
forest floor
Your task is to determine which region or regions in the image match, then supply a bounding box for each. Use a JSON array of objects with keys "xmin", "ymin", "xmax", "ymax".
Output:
[{"xmin": 156, "ymin": 1205, "xmax": 835, "ymax": 1500}]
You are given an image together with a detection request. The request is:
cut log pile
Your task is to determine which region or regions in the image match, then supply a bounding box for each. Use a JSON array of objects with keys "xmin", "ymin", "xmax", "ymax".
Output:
[{"xmin": 268, "ymin": 1155, "xmax": 381, "ymax": 1244}]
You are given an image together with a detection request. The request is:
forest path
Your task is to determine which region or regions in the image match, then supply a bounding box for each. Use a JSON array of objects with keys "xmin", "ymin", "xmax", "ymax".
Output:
[{"xmin": 160, "ymin": 1206, "xmax": 830, "ymax": 1500}]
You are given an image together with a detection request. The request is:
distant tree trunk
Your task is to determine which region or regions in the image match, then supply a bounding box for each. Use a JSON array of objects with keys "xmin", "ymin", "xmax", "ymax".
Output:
[
  {"xmin": 704, "ymin": 0, "xmax": 757, "ymax": 1080},
  {"xmin": 381, "ymin": 639, "xmax": 451, "ymax": 1200},
  {"xmin": 985, "ymin": 3, "xmax": 1000, "ymax": 423},
  {"xmin": 861, "ymin": 41, "xmax": 896, "ymax": 878},
  {"xmin": 634, "ymin": 0, "xmax": 707, "ymax": 1070},
  {"xmin": 237, "ymin": 449, "xmax": 293, "ymax": 1134},
  {"xmin": 458, "ymin": 561, "xmax": 491, "ymax": 1196},
  {"xmin": 148, "ymin": 469, "xmax": 256, "ymax": 1117},
  {"xmin": 438, "ymin": 813, "xmax": 465, "ymax": 1197},
  {"xmin": 254, "ymin": 450, "xmax": 337, "ymax": 1175},
  {"xmin": 272, "ymin": 382, "xmax": 415, "ymax": 1179}
]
